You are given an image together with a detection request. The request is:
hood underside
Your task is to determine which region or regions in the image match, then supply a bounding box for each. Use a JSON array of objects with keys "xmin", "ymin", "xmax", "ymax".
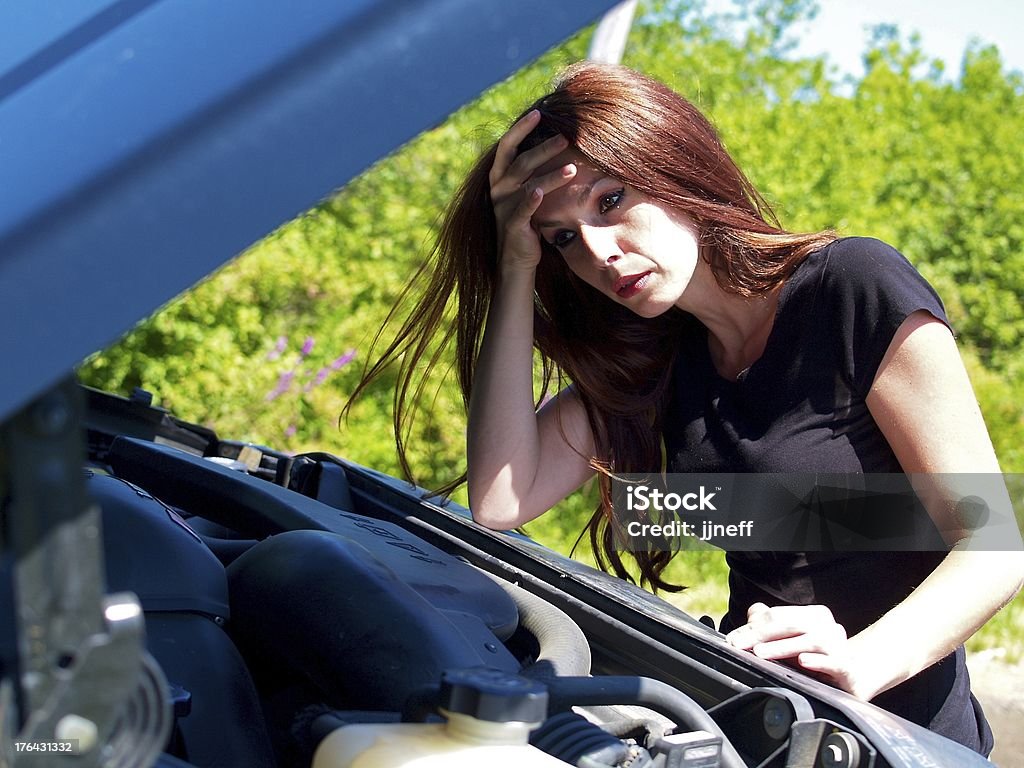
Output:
[{"xmin": 0, "ymin": 0, "xmax": 617, "ymax": 422}]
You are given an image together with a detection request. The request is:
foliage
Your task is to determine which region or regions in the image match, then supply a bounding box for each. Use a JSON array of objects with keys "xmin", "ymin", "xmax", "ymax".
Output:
[{"xmin": 79, "ymin": 0, "xmax": 1024, "ymax": 648}]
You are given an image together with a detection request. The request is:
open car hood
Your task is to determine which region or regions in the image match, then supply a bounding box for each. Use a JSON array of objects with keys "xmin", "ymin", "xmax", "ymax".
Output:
[{"xmin": 0, "ymin": 0, "xmax": 615, "ymax": 422}]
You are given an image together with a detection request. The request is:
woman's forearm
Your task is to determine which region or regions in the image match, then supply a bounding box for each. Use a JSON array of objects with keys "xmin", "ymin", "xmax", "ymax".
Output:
[
  {"xmin": 466, "ymin": 267, "xmax": 545, "ymax": 528},
  {"xmin": 848, "ymin": 548, "xmax": 1024, "ymax": 700},
  {"xmin": 467, "ymin": 263, "xmax": 596, "ymax": 529}
]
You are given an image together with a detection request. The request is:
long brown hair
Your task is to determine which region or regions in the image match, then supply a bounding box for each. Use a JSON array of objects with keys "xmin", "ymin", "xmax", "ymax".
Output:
[{"xmin": 347, "ymin": 63, "xmax": 835, "ymax": 590}]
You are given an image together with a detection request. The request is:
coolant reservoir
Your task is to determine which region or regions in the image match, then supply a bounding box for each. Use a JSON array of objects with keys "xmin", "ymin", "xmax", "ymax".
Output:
[{"xmin": 312, "ymin": 669, "xmax": 573, "ymax": 767}]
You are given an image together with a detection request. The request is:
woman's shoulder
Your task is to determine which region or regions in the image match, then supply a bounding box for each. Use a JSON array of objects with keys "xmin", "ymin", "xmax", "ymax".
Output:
[
  {"xmin": 824, "ymin": 235, "xmax": 914, "ymax": 269},
  {"xmin": 793, "ymin": 236, "xmax": 949, "ymax": 393},
  {"xmin": 795, "ymin": 236, "xmax": 929, "ymax": 302},
  {"xmin": 801, "ymin": 236, "xmax": 910, "ymax": 276},
  {"xmin": 783, "ymin": 234, "xmax": 946, "ymax": 337}
]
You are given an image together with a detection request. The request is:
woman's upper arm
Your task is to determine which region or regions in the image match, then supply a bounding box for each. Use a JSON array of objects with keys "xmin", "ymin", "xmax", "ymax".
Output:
[
  {"xmin": 525, "ymin": 386, "xmax": 598, "ymax": 515},
  {"xmin": 866, "ymin": 310, "xmax": 1019, "ymax": 545},
  {"xmin": 471, "ymin": 386, "xmax": 596, "ymax": 530},
  {"xmin": 866, "ymin": 310, "xmax": 1000, "ymax": 475}
]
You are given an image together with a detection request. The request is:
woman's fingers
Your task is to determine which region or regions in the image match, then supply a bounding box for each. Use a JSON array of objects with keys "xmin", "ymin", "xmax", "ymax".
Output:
[
  {"xmin": 491, "ymin": 123, "xmax": 569, "ymax": 197},
  {"xmin": 503, "ymin": 164, "xmax": 577, "ymax": 236},
  {"xmin": 503, "ymin": 134, "xmax": 570, "ymax": 188},
  {"xmin": 521, "ymin": 162, "xmax": 577, "ymax": 202},
  {"xmin": 727, "ymin": 604, "xmax": 840, "ymax": 651},
  {"xmin": 490, "ymin": 109, "xmax": 542, "ymax": 185},
  {"xmin": 748, "ymin": 624, "xmax": 847, "ymax": 660},
  {"xmin": 499, "ymin": 162, "xmax": 577, "ymax": 223},
  {"xmin": 508, "ymin": 185, "xmax": 544, "ymax": 228}
]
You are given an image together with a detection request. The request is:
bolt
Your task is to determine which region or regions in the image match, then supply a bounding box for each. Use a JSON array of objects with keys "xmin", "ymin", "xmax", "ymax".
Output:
[
  {"xmin": 56, "ymin": 714, "xmax": 98, "ymax": 753},
  {"xmin": 761, "ymin": 698, "xmax": 791, "ymax": 740},
  {"xmin": 819, "ymin": 732, "xmax": 860, "ymax": 768}
]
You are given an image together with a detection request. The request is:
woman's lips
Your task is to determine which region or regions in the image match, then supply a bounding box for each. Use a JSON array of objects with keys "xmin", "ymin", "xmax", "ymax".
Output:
[{"xmin": 615, "ymin": 272, "xmax": 651, "ymax": 298}]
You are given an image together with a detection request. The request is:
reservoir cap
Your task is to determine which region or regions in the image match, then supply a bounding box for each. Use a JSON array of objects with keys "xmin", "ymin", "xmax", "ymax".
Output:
[{"xmin": 441, "ymin": 669, "xmax": 548, "ymax": 723}]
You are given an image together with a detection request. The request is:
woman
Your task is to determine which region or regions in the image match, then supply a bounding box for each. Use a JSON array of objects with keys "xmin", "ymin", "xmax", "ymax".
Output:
[{"xmin": 351, "ymin": 63, "xmax": 1022, "ymax": 754}]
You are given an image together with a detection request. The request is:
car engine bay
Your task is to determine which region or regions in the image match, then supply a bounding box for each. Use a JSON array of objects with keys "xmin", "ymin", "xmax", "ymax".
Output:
[{"xmin": 0, "ymin": 385, "xmax": 959, "ymax": 768}]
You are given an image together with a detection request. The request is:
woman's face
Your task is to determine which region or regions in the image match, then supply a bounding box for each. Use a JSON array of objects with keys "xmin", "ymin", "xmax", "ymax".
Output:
[{"xmin": 531, "ymin": 150, "xmax": 703, "ymax": 318}]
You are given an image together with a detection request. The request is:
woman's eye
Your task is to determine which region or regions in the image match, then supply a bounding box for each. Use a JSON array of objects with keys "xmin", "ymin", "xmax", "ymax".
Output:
[
  {"xmin": 599, "ymin": 189, "xmax": 624, "ymax": 214},
  {"xmin": 552, "ymin": 230, "xmax": 576, "ymax": 248}
]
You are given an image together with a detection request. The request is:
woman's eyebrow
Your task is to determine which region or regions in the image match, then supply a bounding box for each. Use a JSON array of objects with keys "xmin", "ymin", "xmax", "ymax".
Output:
[{"xmin": 533, "ymin": 177, "xmax": 604, "ymax": 228}]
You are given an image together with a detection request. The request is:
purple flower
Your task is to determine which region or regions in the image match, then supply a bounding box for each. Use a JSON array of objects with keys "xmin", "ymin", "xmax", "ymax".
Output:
[
  {"xmin": 265, "ymin": 370, "xmax": 295, "ymax": 401},
  {"xmin": 300, "ymin": 336, "xmax": 315, "ymax": 357},
  {"xmin": 303, "ymin": 367, "xmax": 331, "ymax": 392},
  {"xmin": 284, "ymin": 424, "xmax": 297, "ymax": 438},
  {"xmin": 330, "ymin": 350, "xmax": 356, "ymax": 370},
  {"xmin": 266, "ymin": 335, "xmax": 288, "ymax": 361}
]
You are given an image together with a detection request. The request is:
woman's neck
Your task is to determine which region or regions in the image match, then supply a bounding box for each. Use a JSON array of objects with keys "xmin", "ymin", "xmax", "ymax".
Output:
[{"xmin": 679, "ymin": 270, "xmax": 782, "ymax": 380}]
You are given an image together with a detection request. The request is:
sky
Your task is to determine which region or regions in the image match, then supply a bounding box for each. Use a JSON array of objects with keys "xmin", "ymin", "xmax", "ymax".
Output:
[{"xmin": 701, "ymin": 0, "xmax": 1023, "ymax": 81}]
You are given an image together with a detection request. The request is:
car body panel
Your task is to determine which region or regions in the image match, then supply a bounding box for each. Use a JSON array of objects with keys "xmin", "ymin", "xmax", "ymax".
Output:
[{"xmin": 0, "ymin": 0, "xmax": 616, "ymax": 422}]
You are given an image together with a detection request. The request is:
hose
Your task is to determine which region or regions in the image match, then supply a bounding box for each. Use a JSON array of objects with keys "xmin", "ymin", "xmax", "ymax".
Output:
[
  {"xmin": 544, "ymin": 676, "xmax": 745, "ymax": 768},
  {"xmin": 481, "ymin": 573, "xmax": 592, "ymax": 679},
  {"xmin": 530, "ymin": 711, "xmax": 634, "ymax": 766},
  {"xmin": 439, "ymin": 575, "xmax": 741, "ymax": 766}
]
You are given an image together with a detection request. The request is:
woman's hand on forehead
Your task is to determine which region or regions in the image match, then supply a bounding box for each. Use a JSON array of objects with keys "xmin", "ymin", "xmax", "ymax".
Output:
[{"xmin": 488, "ymin": 110, "xmax": 578, "ymax": 273}]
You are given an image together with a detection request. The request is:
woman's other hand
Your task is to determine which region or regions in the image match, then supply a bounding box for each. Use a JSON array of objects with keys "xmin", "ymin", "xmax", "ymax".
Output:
[
  {"xmin": 489, "ymin": 110, "xmax": 576, "ymax": 273},
  {"xmin": 726, "ymin": 602, "xmax": 882, "ymax": 700}
]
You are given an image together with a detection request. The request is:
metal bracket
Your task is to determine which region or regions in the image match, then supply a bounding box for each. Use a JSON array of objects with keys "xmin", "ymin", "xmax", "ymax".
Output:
[{"xmin": 0, "ymin": 378, "xmax": 170, "ymax": 767}]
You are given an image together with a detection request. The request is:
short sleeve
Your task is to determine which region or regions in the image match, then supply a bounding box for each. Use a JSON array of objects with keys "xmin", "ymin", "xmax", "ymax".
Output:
[{"xmin": 822, "ymin": 237, "xmax": 950, "ymax": 397}]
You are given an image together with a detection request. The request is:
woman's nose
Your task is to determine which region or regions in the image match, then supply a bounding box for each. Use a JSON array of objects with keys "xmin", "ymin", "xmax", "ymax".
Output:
[{"xmin": 578, "ymin": 224, "xmax": 621, "ymax": 266}]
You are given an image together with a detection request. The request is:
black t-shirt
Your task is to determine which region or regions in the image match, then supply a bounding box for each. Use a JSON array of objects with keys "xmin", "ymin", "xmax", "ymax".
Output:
[{"xmin": 663, "ymin": 237, "xmax": 993, "ymax": 754}]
